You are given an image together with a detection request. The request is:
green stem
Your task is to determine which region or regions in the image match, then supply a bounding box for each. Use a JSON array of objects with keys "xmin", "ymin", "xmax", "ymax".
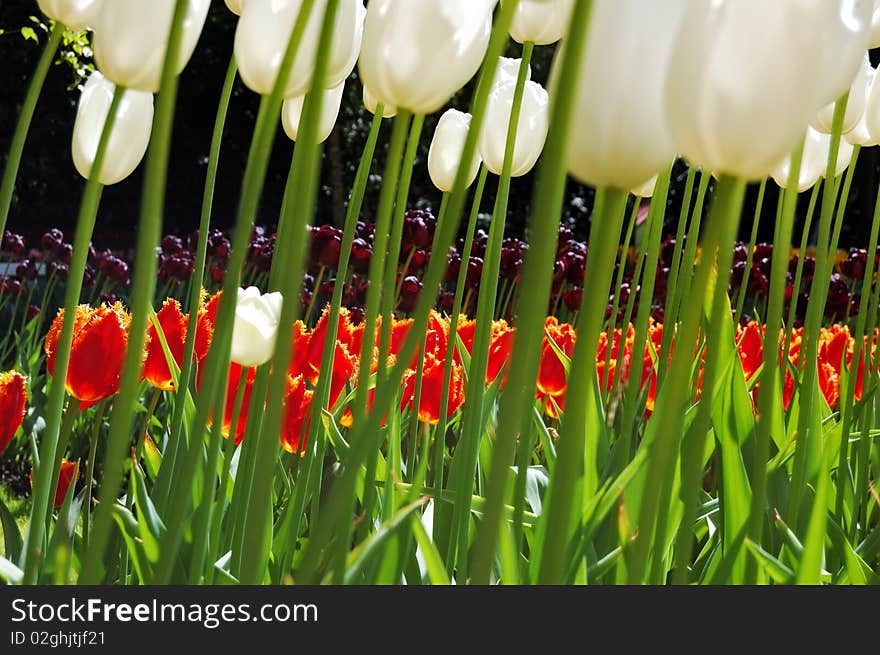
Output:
[
  {"xmin": 237, "ymin": 0, "xmax": 341, "ymax": 586},
  {"xmin": 667, "ymin": 171, "xmax": 710, "ymax": 333},
  {"xmin": 278, "ymin": 105, "xmax": 386, "ymax": 559},
  {"xmin": 788, "ymin": 95, "xmax": 848, "ymax": 528},
  {"xmin": 537, "ymin": 188, "xmax": 627, "ymax": 584},
  {"xmin": 151, "ymin": 0, "xmax": 320, "ymax": 584},
  {"xmin": 450, "ymin": 39, "xmax": 534, "ymax": 582},
  {"xmin": 47, "ymin": 401, "xmax": 80, "ymax": 529},
  {"xmin": 784, "ymin": 181, "xmax": 822, "ymax": 355},
  {"xmin": 352, "ymin": 111, "xmax": 412, "ymax": 419},
  {"xmin": 80, "ymin": 0, "xmax": 192, "ymax": 584},
  {"xmin": 0, "ymin": 23, "xmax": 63, "ymax": 238},
  {"xmin": 82, "ymin": 399, "xmax": 107, "ymax": 552},
  {"xmin": 295, "ymin": 0, "xmax": 522, "ymax": 585},
  {"xmin": 378, "ymin": 115, "xmax": 425, "ymax": 367},
  {"xmin": 22, "ymin": 85, "xmax": 122, "ymax": 583},
  {"xmin": 661, "ymin": 164, "xmax": 697, "ymax": 350},
  {"xmin": 628, "ymin": 174, "xmax": 746, "ymax": 584},
  {"xmin": 734, "ymin": 179, "xmax": 767, "ymax": 322},
  {"xmin": 154, "ymin": 54, "xmax": 238, "ymax": 513},
  {"xmin": 603, "ymin": 199, "xmax": 640, "ymax": 393}
]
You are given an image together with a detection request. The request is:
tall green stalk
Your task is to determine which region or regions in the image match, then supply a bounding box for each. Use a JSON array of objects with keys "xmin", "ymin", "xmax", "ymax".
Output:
[
  {"xmin": 295, "ymin": 0, "xmax": 522, "ymax": 585},
  {"xmin": 627, "ymin": 175, "xmax": 746, "ymax": 584},
  {"xmin": 79, "ymin": 0, "xmax": 191, "ymax": 584},
  {"xmin": 448, "ymin": 41, "xmax": 534, "ymax": 582},
  {"xmin": 150, "ymin": 0, "xmax": 320, "ymax": 585},
  {"xmin": 377, "ymin": 115, "xmax": 425, "ymax": 368},
  {"xmin": 0, "ymin": 22, "xmax": 63, "ymax": 238},
  {"xmin": 469, "ymin": 0, "xmax": 595, "ymax": 585},
  {"xmin": 22, "ymin": 87, "xmax": 122, "ymax": 584},
  {"xmin": 734, "ymin": 179, "xmax": 767, "ymax": 322},
  {"xmin": 154, "ymin": 55, "xmax": 238, "ymax": 512},
  {"xmin": 784, "ymin": 181, "xmax": 823, "ymax": 355},
  {"xmin": 237, "ymin": 0, "xmax": 341, "ymax": 586},
  {"xmin": 537, "ymin": 188, "xmax": 627, "ymax": 584},
  {"xmin": 788, "ymin": 96, "xmax": 848, "ymax": 528}
]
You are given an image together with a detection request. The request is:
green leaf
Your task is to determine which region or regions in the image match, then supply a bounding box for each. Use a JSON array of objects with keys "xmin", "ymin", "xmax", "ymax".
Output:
[
  {"xmin": 342, "ymin": 498, "xmax": 426, "ymax": 584},
  {"xmin": 745, "ymin": 539, "xmax": 794, "ymax": 584},
  {"xmin": 0, "ymin": 491, "xmax": 23, "ymax": 562},
  {"xmin": 130, "ymin": 459, "xmax": 166, "ymax": 564},
  {"xmin": 109, "ymin": 504, "xmax": 152, "ymax": 584},
  {"xmin": 410, "ymin": 510, "xmax": 450, "ymax": 585},
  {"xmin": 20, "ymin": 26, "xmax": 38, "ymax": 42}
]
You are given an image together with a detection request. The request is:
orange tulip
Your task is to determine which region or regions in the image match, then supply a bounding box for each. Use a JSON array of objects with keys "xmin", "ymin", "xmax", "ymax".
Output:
[
  {"xmin": 486, "ymin": 320, "xmax": 515, "ymax": 386},
  {"xmin": 304, "ymin": 306, "xmax": 356, "ymax": 378},
  {"xmin": 281, "ymin": 374, "xmax": 314, "ymax": 455},
  {"xmin": 143, "ymin": 298, "xmax": 211, "ymax": 391},
  {"xmin": 737, "ymin": 321, "xmax": 764, "ymax": 383},
  {"xmin": 44, "ymin": 302, "xmax": 131, "ymax": 408},
  {"xmin": 403, "ymin": 352, "xmax": 465, "ymax": 425},
  {"xmin": 31, "ymin": 459, "xmax": 80, "ymax": 509},
  {"xmin": 198, "ymin": 362, "xmax": 257, "ymax": 445},
  {"xmin": 0, "ymin": 371, "xmax": 27, "ymax": 454},
  {"xmin": 536, "ymin": 317, "xmax": 576, "ymax": 398}
]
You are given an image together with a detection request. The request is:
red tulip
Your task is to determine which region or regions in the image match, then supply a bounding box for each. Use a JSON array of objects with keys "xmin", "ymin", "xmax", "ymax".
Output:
[
  {"xmin": 44, "ymin": 302, "xmax": 131, "ymax": 408},
  {"xmin": 31, "ymin": 459, "xmax": 80, "ymax": 509},
  {"xmin": 281, "ymin": 374, "xmax": 314, "ymax": 455},
  {"xmin": 0, "ymin": 371, "xmax": 27, "ymax": 454}
]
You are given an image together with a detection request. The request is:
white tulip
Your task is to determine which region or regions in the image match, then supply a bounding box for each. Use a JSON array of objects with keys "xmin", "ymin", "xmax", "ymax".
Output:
[
  {"xmin": 358, "ymin": 0, "xmax": 495, "ymax": 115},
  {"xmin": 37, "ymin": 0, "xmax": 102, "ymax": 30},
  {"xmin": 506, "ymin": 0, "xmax": 574, "ymax": 45},
  {"xmin": 282, "ymin": 82, "xmax": 345, "ymax": 143},
  {"xmin": 363, "ymin": 84, "xmax": 397, "ymax": 118},
  {"xmin": 492, "ymin": 57, "xmax": 531, "ymax": 89},
  {"xmin": 230, "ymin": 287, "xmax": 284, "ymax": 367},
  {"xmin": 772, "ymin": 127, "xmax": 842, "ymax": 192},
  {"xmin": 665, "ymin": 1, "xmax": 859, "ymax": 181},
  {"xmin": 92, "ymin": 0, "xmax": 210, "ymax": 92},
  {"xmin": 863, "ymin": 64, "xmax": 880, "ymax": 142},
  {"xmin": 845, "ymin": 66, "xmax": 879, "ymax": 146},
  {"xmin": 565, "ymin": 0, "xmax": 683, "ymax": 190},
  {"xmin": 812, "ymin": 53, "xmax": 871, "ymax": 135},
  {"xmin": 428, "ymin": 109, "xmax": 482, "ymax": 192},
  {"xmin": 71, "ymin": 71, "xmax": 153, "ymax": 186},
  {"xmin": 479, "ymin": 79, "xmax": 549, "ymax": 177},
  {"xmin": 631, "ymin": 175, "xmax": 658, "ymax": 199},
  {"xmin": 812, "ymin": 1, "xmax": 871, "ymax": 106},
  {"xmin": 235, "ymin": 0, "xmax": 365, "ymax": 98}
]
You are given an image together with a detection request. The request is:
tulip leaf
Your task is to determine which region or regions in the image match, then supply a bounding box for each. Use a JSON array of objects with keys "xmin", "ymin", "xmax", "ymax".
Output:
[
  {"xmin": 0, "ymin": 491, "xmax": 23, "ymax": 563},
  {"xmin": 130, "ymin": 458, "xmax": 166, "ymax": 564},
  {"xmin": 109, "ymin": 504, "xmax": 152, "ymax": 584},
  {"xmin": 410, "ymin": 512, "xmax": 450, "ymax": 585},
  {"xmin": 744, "ymin": 538, "xmax": 794, "ymax": 584}
]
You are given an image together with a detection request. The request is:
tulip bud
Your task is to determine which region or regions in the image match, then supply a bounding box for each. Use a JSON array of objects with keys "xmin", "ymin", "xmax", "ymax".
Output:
[
  {"xmin": 358, "ymin": 0, "xmax": 495, "ymax": 115},
  {"xmin": 771, "ymin": 126, "xmax": 851, "ymax": 192},
  {"xmin": 565, "ymin": 0, "xmax": 683, "ymax": 189},
  {"xmin": 225, "ymin": 0, "xmax": 245, "ymax": 16},
  {"xmin": 428, "ymin": 109, "xmax": 482, "ymax": 192},
  {"xmin": 37, "ymin": 0, "xmax": 102, "ymax": 30},
  {"xmin": 845, "ymin": 66, "xmax": 879, "ymax": 146},
  {"xmin": 282, "ymin": 82, "xmax": 345, "ymax": 143},
  {"xmin": 863, "ymin": 64, "xmax": 880, "ymax": 143},
  {"xmin": 812, "ymin": 53, "xmax": 871, "ymax": 135},
  {"xmin": 666, "ymin": 1, "xmax": 857, "ymax": 181},
  {"xmin": 478, "ymin": 79, "xmax": 549, "ymax": 177},
  {"xmin": 492, "ymin": 57, "xmax": 531, "ymax": 89},
  {"xmin": 93, "ymin": 0, "xmax": 210, "ymax": 92},
  {"xmin": 506, "ymin": 0, "xmax": 574, "ymax": 46},
  {"xmin": 71, "ymin": 71, "xmax": 154, "ymax": 186},
  {"xmin": 235, "ymin": 0, "xmax": 365, "ymax": 98},
  {"xmin": 363, "ymin": 84, "xmax": 397, "ymax": 118},
  {"xmin": 231, "ymin": 287, "xmax": 283, "ymax": 367}
]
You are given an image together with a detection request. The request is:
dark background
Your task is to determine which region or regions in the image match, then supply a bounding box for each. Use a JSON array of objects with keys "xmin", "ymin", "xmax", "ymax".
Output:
[{"xmin": 3, "ymin": 1, "xmax": 880, "ymax": 252}]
